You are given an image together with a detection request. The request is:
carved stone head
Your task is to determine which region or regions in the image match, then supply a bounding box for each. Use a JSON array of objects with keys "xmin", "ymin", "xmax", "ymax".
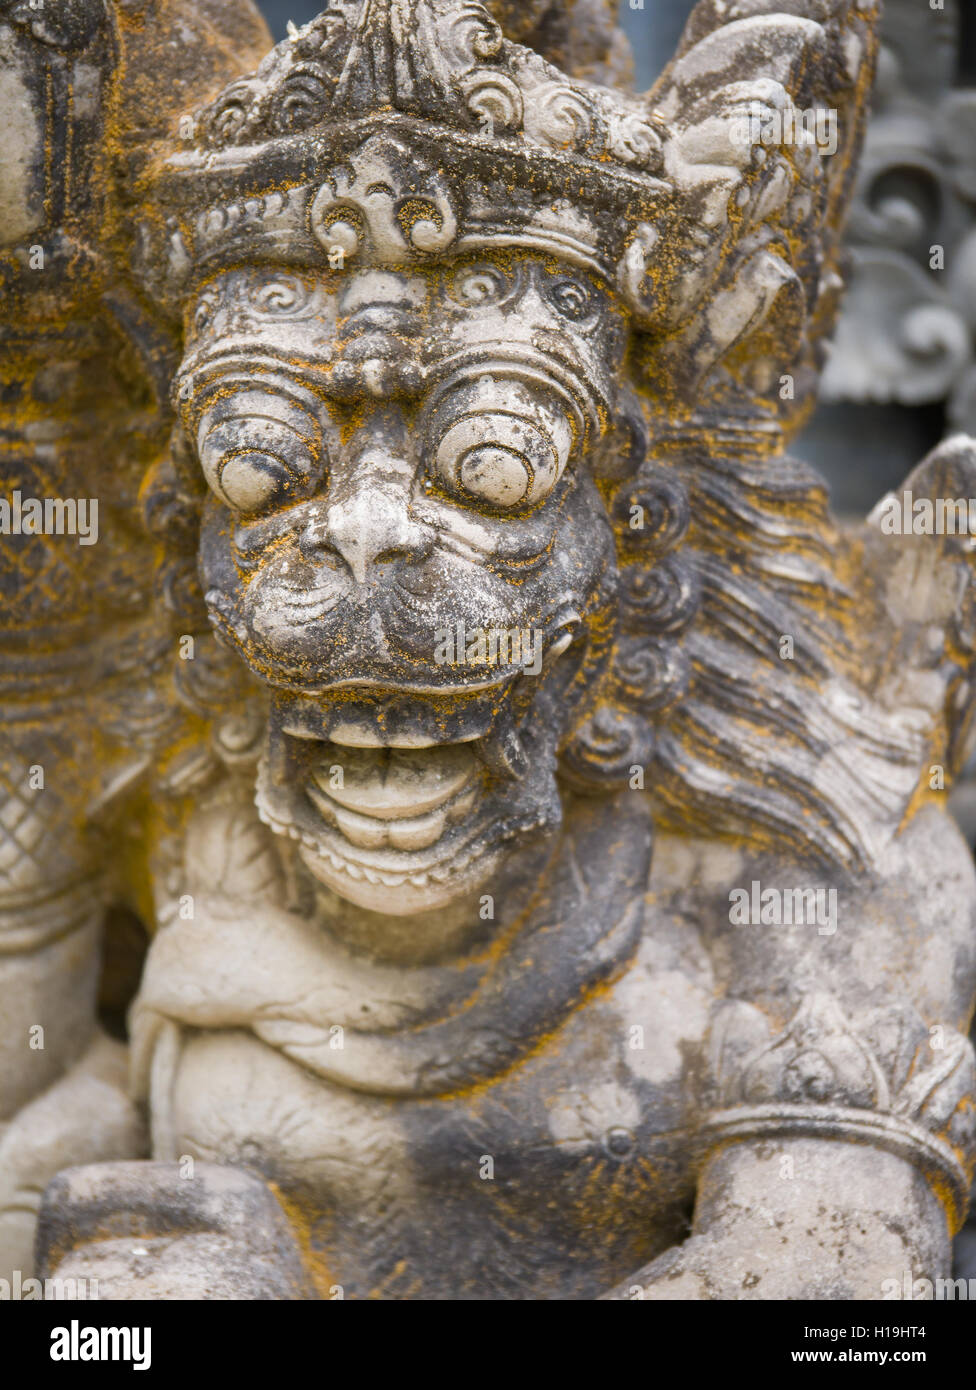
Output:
[
  {"xmin": 138, "ymin": 0, "xmax": 885, "ymax": 911},
  {"xmin": 133, "ymin": 0, "xmax": 683, "ymax": 915},
  {"xmin": 178, "ymin": 251, "xmax": 636, "ymax": 911}
]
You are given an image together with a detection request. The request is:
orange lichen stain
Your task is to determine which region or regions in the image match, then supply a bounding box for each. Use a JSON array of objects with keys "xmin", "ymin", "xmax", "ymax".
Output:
[
  {"xmin": 367, "ymin": 1259, "xmax": 421, "ymax": 1301},
  {"xmin": 926, "ymin": 1168, "xmax": 965, "ymax": 1236},
  {"xmin": 267, "ymin": 1181, "xmax": 342, "ymax": 1300},
  {"xmin": 431, "ymin": 971, "xmax": 623, "ymax": 1106}
]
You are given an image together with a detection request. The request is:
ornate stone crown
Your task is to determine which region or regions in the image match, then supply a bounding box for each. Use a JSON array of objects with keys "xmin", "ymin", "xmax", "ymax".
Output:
[{"xmin": 137, "ymin": 0, "xmax": 671, "ymax": 304}]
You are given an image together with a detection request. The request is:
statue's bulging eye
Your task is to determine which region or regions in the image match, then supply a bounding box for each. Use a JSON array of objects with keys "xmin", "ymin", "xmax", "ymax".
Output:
[
  {"xmin": 450, "ymin": 264, "xmax": 510, "ymax": 307},
  {"xmin": 193, "ymin": 386, "xmax": 325, "ymax": 515},
  {"xmin": 215, "ymin": 452, "xmax": 291, "ymax": 513},
  {"xmin": 546, "ymin": 277, "xmax": 594, "ymax": 321},
  {"xmin": 427, "ymin": 379, "xmax": 574, "ymax": 512},
  {"xmin": 457, "ymin": 442, "xmax": 532, "ymax": 507}
]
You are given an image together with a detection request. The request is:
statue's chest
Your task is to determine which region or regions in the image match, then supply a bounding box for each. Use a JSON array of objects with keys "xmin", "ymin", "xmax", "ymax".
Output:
[{"xmin": 167, "ymin": 956, "xmax": 708, "ymax": 1299}]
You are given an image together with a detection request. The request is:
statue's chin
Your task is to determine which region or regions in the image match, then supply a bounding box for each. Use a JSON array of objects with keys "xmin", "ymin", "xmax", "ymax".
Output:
[{"xmin": 297, "ymin": 838, "xmax": 503, "ymax": 914}]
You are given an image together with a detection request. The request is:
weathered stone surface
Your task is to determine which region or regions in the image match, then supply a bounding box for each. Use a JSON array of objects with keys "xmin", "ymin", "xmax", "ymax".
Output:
[
  {"xmin": 3, "ymin": 0, "xmax": 976, "ymax": 1302},
  {"xmin": 35, "ymin": 1161, "xmax": 313, "ymax": 1299}
]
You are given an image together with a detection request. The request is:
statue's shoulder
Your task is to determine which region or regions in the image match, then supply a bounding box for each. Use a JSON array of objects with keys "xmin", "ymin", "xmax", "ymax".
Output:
[{"xmin": 649, "ymin": 807, "xmax": 976, "ymax": 1031}]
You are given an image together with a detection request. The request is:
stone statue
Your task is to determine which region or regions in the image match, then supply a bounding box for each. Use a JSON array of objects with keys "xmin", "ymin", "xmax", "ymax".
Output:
[{"xmin": 5, "ymin": 0, "xmax": 976, "ymax": 1300}]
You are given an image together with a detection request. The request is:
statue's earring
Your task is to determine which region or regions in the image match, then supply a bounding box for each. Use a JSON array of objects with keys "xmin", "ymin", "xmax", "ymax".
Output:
[{"xmin": 559, "ymin": 459, "xmax": 696, "ymax": 790}]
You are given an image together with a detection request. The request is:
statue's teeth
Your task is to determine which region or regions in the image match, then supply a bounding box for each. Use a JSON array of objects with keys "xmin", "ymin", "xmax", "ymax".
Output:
[
  {"xmin": 387, "ymin": 807, "xmax": 447, "ymax": 851},
  {"xmin": 477, "ymin": 721, "xmax": 528, "ymax": 780},
  {"xmin": 331, "ymin": 803, "xmax": 389, "ymax": 849}
]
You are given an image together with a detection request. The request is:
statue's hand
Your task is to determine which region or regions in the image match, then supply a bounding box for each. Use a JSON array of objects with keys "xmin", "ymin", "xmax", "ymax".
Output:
[
  {"xmin": 36, "ymin": 1160, "xmax": 314, "ymax": 1300},
  {"xmin": 606, "ymin": 990, "xmax": 973, "ymax": 1300}
]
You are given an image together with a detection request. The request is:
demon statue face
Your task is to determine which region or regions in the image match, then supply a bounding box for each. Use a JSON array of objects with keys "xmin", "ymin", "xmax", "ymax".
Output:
[
  {"xmin": 174, "ymin": 253, "xmax": 627, "ymax": 913},
  {"xmin": 139, "ymin": 0, "xmax": 700, "ymax": 930}
]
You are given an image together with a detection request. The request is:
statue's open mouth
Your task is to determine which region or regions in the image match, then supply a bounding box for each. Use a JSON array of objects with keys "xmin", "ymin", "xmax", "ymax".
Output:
[
  {"xmin": 255, "ymin": 722, "xmax": 512, "ymax": 906},
  {"xmin": 305, "ymin": 739, "xmax": 482, "ymax": 857},
  {"xmin": 254, "ymin": 655, "xmax": 573, "ymax": 912},
  {"xmin": 255, "ymin": 697, "xmax": 562, "ymax": 910}
]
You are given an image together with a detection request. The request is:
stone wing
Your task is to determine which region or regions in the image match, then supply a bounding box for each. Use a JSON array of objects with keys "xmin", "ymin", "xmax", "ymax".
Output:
[{"xmin": 626, "ymin": 0, "xmax": 881, "ymax": 438}]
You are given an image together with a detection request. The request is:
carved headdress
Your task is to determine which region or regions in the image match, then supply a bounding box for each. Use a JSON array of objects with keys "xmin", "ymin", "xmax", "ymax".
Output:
[
  {"xmin": 138, "ymin": 0, "xmax": 876, "ymax": 435},
  {"xmin": 137, "ymin": 0, "xmax": 670, "ymax": 303}
]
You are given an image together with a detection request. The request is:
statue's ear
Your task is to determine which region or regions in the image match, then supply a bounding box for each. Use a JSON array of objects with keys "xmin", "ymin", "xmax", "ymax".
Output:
[
  {"xmin": 559, "ymin": 440, "xmax": 696, "ymax": 795},
  {"xmin": 620, "ymin": 0, "xmax": 880, "ymax": 436}
]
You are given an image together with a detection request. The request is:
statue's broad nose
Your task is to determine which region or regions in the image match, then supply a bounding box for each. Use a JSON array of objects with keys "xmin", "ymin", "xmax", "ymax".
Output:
[{"xmin": 300, "ymin": 455, "xmax": 430, "ymax": 585}]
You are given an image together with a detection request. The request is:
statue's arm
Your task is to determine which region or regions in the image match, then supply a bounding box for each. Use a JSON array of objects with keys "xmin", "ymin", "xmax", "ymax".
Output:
[
  {"xmin": 607, "ymin": 978, "xmax": 974, "ymax": 1299},
  {"xmin": 609, "ymin": 813, "xmax": 976, "ymax": 1300},
  {"xmin": 0, "ymin": 1033, "xmax": 144, "ymax": 1282}
]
